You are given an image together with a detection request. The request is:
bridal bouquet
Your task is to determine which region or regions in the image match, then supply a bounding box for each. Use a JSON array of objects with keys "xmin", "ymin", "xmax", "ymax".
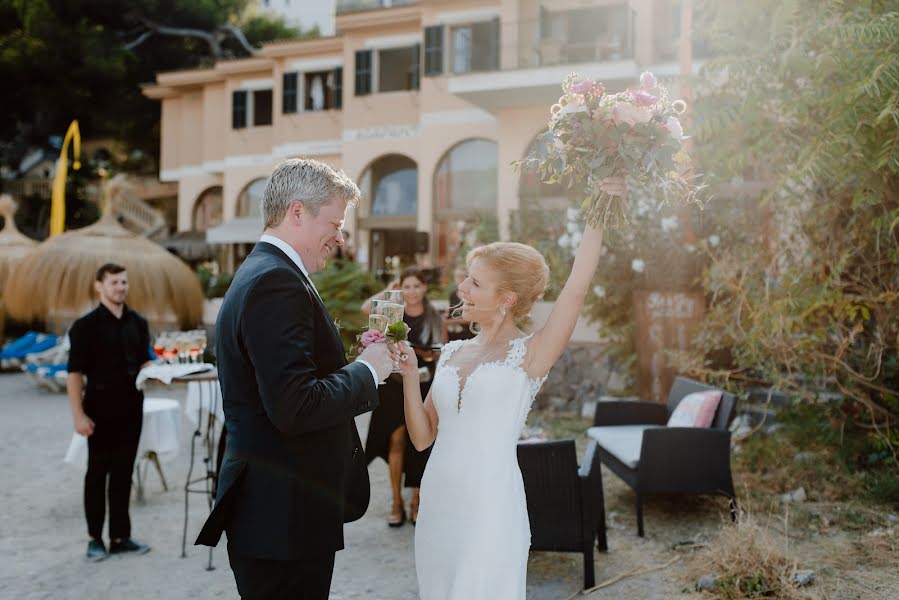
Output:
[{"xmin": 515, "ymin": 71, "xmax": 701, "ymax": 229}]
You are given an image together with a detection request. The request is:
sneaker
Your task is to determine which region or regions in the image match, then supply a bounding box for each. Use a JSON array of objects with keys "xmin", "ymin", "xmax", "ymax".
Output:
[
  {"xmin": 86, "ymin": 539, "xmax": 108, "ymax": 562},
  {"xmin": 109, "ymin": 538, "xmax": 151, "ymax": 555}
]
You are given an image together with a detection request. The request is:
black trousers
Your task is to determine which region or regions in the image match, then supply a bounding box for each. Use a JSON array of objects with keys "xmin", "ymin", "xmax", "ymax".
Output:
[
  {"xmin": 84, "ymin": 390, "xmax": 142, "ymax": 541},
  {"xmin": 228, "ymin": 545, "xmax": 335, "ymax": 600}
]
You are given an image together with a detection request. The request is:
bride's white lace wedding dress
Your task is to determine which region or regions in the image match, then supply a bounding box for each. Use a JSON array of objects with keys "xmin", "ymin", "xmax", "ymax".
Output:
[{"xmin": 415, "ymin": 335, "xmax": 546, "ymax": 600}]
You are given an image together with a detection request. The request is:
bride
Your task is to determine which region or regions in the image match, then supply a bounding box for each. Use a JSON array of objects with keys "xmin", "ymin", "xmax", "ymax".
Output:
[{"xmin": 397, "ymin": 179, "xmax": 621, "ymax": 600}]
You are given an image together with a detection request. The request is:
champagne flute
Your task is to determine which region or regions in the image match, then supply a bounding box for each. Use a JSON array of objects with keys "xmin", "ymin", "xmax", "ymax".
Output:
[
  {"xmin": 153, "ymin": 334, "xmax": 166, "ymax": 362},
  {"xmin": 379, "ymin": 291, "xmax": 406, "ymax": 372},
  {"xmin": 368, "ymin": 300, "xmax": 394, "ymax": 385}
]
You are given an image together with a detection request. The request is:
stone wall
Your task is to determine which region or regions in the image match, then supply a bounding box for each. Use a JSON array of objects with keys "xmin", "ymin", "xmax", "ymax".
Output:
[{"xmin": 535, "ymin": 342, "xmax": 634, "ymax": 413}]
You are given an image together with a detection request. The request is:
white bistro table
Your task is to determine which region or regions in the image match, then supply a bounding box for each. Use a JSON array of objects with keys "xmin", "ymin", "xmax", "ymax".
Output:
[{"xmin": 63, "ymin": 397, "xmax": 183, "ymax": 501}]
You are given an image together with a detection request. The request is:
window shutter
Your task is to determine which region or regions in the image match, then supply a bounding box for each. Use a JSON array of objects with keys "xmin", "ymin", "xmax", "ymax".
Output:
[
  {"xmin": 333, "ymin": 67, "xmax": 343, "ymax": 108},
  {"xmin": 424, "ymin": 25, "xmax": 444, "ymax": 76},
  {"xmin": 355, "ymin": 49, "xmax": 372, "ymax": 96},
  {"xmin": 282, "ymin": 72, "xmax": 298, "ymax": 114},
  {"xmin": 411, "ymin": 43, "xmax": 421, "ymax": 90},
  {"xmin": 232, "ymin": 90, "xmax": 247, "ymax": 129},
  {"xmin": 488, "ymin": 16, "xmax": 501, "ymax": 70}
]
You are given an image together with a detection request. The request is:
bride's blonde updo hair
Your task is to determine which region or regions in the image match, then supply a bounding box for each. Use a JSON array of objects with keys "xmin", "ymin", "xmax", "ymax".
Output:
[{"xmin": 466, "ymin": 242, "xmax": 550, "ymax": 323}]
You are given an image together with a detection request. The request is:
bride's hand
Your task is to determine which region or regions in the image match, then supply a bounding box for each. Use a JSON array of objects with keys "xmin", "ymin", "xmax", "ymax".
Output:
[
  {"xmin": 396, "ymin": 342, "xmax": 419, "ymax": 379},
  {"xmin": 599, "ymin": 176, "xmax": 627, "ymax": 198}
]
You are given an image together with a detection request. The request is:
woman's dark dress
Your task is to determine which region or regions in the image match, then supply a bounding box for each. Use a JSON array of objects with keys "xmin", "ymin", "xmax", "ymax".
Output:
[{"xmin": 365, "ymin": 311, "xmax": 437, "ymax": 487}]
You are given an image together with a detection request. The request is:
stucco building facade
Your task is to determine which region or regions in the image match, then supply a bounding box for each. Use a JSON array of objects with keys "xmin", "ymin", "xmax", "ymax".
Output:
[{"xmin": 143, "ymin": 0, "xmax": 688, "ymax": 274}]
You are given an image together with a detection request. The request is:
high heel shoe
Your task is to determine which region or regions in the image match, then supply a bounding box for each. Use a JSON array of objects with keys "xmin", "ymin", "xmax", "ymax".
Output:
[{"xmin": 387, "ymin": 507, "xmax": 406, "ymax": 528}]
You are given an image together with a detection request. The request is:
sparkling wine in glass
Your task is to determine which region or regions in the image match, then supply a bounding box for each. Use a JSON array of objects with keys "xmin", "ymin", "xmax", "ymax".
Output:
[
  {"xmin": 153, "ymin": 334, "xmax": 166, "ymax": 362},
  {"xmin": 378, "ymin": 292, "xmax": 405, "ymax": 373},
  {"xmin": 368, "ymin": 312, "xmax": 389, "ymax": 332}
]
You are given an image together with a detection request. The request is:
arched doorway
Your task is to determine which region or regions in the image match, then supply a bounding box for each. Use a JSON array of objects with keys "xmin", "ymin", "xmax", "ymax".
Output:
[
  {"xmin": 433, "ymin": 138, "xmax": 498, "ymax": 271},
  {"xmin": 357, "ymin": 155, "xmax": 418, "ymax": 276},
  {"xmin": 192, "ymin": 186, "xmax": 223, "ymax": 231}
]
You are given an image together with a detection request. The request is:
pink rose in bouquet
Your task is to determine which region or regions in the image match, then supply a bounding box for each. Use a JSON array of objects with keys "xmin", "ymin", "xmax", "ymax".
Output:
[
  {"xmin": 639, "ymin": 71, "xmax": 658, "ymax": 90},
  {"xmin": 360, "ymin": 329, "xmax": 386, "ymax": 347},
  {"xmin": 612, "ymin": 102, "xmax": 652, "ymax": 126}
]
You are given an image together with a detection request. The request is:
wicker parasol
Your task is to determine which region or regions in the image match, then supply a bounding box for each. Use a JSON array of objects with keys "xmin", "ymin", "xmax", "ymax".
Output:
[
  {"xmin": 5, "ymin": 176, "xmax": 204, "ymax": 332},
  {"xmin": 0, "ymin": 194, "xmax": 38, "ymax": 296}
]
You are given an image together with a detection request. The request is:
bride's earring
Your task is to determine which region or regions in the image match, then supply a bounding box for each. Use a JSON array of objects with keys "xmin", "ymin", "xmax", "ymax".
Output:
[{"xmin": 499, "ymin": 306, "xmax": 507, "ymax": 317}]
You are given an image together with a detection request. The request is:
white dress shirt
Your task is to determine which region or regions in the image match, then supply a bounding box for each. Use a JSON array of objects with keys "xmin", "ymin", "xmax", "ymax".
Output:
[{"xmin": 258, "ymin": 234, "xmax": 380, "ymax": 386}]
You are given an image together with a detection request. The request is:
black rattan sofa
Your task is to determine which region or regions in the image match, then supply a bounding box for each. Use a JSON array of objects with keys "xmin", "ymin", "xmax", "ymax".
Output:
[{"xmin": 587, "ymin": 376, "xmax": 737, "ymax": 536}]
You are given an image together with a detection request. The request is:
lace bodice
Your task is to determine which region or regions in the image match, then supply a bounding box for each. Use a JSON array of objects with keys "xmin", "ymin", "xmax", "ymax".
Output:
[{"xmin": 432, "ymin": 335, "xmax": 546, "ymax": 440}]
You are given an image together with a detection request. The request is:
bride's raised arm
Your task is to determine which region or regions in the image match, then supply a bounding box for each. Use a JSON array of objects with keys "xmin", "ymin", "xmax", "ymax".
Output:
[{"xmin": 523, "ymin": 178, "xmax": 623, "ymax": 378}]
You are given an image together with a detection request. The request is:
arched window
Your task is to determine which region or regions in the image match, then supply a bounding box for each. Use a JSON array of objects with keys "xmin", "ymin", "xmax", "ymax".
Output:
[
  {"xmin": 360, "ymin": 155, "xmax": 418, "ymax": 217},
  {"xmin": 434, "ymin": 139, "xmax": 497, "ymax": 217},
  {"xmin": 236, "ymin": 178, "xmax": 268, "ymax": 218},
  {"xmin": 433, "ymin": 139, "xmax": 498, "ymax": 270},
  {"xmin": 192, "ymin": 186, "xmax": 223, "ymax": 231}
]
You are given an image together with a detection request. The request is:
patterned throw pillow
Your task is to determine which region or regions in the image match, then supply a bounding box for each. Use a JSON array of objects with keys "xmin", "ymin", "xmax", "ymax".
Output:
[{"xmin": 667, "ymin": 390, "xmax": 723, "ymax": 428}]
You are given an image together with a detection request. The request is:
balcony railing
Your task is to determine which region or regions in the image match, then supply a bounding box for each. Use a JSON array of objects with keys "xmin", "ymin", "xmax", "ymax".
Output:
[
  {"xmin": 497, "ymin": 17, "xmax": 635, "ymax": 71},
  {"xmin": 336, "ymin": 0, "xmax": 415, "ymax": 15}
]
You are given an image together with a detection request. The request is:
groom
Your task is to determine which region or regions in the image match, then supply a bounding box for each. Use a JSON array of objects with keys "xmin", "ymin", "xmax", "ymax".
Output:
[{"xmin": 196, "ymin": 158, "xmax": 394, "ymax": 598}]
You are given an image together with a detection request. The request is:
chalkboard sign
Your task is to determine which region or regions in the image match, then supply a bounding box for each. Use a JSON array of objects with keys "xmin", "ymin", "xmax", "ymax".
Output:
[{"xmin": 634, "ymin": 291, "xmax": 705, "ymax": 402}]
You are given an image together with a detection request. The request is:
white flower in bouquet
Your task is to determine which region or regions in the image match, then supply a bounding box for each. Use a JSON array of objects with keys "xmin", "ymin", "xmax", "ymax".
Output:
[
  {"xmin": 557, "ymin": 233, "xmax": 571, "ymax": 248},
  {"xmin": 566, "ymin": 221, "xmax": 579, "ymax": 234},
  {"xmin": 664, "ymin": 116, "xmax": 684, "ymax": 140},
  {"xmin": 631, "ymin": 258, "xmax": 646, "ymax": 273},
  {"xmin": 514, "ymin": 71, "xmax": 702, "ymax": 230},
  {"xmin": 660, "ymin": 216, "xmax": 679, "ymax": 232},
  {"xmin": 708, "ymin": 234, "xmax": 720, "ymax": 247},
  {"xmin": 635, "ymin": 198, "xmax": 651, "ymax": 217},
  {"xmin": 566, "ymin": 207, "xmax": 581, "ymax": 221}
]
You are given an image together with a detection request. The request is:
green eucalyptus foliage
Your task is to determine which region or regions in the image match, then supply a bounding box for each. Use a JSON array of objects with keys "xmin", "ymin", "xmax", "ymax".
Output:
[{"xmin": 681, "ymin": 0, "xmax": 899, "ymax": 455}]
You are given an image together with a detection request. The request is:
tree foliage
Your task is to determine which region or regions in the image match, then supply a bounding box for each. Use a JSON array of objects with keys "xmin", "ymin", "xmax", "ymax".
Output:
[
  {"xmin": 0, "ymin": 0, "xmax": 313, "ymax": 172},
  {"xmin": 683, "ymin": 0, "xmax": 899, "ymax": 456}
]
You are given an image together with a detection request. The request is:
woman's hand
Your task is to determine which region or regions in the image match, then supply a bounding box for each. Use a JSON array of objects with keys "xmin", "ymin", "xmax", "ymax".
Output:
[
  {"xmin": 396, "ymin": 341, "xmax": 420, "ymax": 379},
  {"xmin": 599, "ymin": 176, "xmax": 627, "ymax": 198}
]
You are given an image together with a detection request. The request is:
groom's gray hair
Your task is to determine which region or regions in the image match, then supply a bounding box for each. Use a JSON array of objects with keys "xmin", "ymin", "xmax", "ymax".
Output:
[{"xmin": 262, "ymin": 158, "xmax": 360, "ymax": 228}]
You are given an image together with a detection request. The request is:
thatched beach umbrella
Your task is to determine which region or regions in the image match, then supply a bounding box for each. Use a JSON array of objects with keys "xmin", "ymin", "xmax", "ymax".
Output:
[
  {"xmin": 0, "ymin": 194, "xmax": 37, "ymax": 295},
  {"xmin": 5, "ymin": 176, "xmax": 204, "ymax": 333}
]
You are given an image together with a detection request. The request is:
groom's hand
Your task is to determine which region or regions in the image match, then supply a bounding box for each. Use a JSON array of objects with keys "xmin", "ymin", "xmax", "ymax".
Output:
[{"xmin": 358, "ymin": 342, "xmax": 394, "ymax": 382}]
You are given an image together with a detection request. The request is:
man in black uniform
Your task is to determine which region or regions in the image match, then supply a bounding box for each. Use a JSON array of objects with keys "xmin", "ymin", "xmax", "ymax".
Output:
[{"xmin": 67, "ymin": 263, "xmax": 153, "ymax": 562}]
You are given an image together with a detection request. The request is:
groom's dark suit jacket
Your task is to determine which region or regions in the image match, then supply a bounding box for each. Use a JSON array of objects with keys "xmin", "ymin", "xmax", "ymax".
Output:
[{"xmin": 195, "ymin": 242, "xmax": 378, "ymax": 560}]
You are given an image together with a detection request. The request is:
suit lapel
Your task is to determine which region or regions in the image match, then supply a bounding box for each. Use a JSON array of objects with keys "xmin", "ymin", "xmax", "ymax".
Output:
[{"xmin": 253, "ymin": 243, "xmax": 345, "ymax": 357}]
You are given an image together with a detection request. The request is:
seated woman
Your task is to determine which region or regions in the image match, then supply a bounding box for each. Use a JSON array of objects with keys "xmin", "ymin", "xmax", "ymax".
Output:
[{"xmin": 362, "ymin": 267, "xmax": 445, "ymax": 526}]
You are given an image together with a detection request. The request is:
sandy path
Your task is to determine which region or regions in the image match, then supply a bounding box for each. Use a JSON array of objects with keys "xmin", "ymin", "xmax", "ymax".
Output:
[{"xmin": 0, "ymin": 372, "xmax": 689, "ymax": 599}]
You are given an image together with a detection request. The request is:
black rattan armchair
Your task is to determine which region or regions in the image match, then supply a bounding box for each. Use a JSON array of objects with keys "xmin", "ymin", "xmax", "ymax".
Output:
[
  {"xmin": 517, "ymin": 439, "xmax": 607, "ymax": 589},
  {"xmin": 588, "ymin": 376, "xmax": 737, "ymax": 537}
]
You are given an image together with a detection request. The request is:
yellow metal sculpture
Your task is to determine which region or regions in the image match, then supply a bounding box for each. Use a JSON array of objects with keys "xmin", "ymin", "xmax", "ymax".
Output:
[{"xmin": 49, "ymin": 120, "xmax": 81, "ymax": 236}]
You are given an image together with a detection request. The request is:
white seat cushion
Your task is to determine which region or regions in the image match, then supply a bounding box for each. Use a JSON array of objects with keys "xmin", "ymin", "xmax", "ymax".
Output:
[{"xmin": 587, "ymin": 425, "xmax": 664, "ymax": 469}]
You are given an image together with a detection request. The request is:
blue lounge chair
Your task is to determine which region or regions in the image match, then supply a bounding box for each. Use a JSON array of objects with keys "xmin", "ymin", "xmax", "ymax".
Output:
[{"xmin": 0, "ymin": 332, "xmax": 41, "ymax": 359}]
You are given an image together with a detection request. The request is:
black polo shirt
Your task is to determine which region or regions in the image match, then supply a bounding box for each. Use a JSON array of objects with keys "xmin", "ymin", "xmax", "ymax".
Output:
[{"xmin": 67, "ymin": 303, "xmax": 152, "ymax": 393}]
